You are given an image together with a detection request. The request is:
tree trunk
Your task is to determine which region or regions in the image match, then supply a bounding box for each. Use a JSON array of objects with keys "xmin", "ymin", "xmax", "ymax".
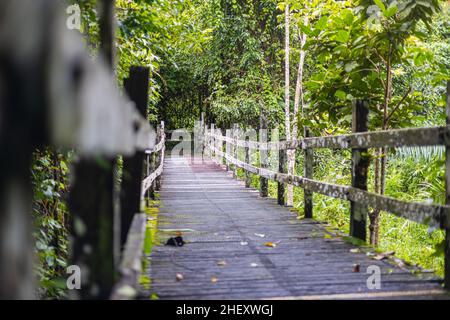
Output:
[
  {"xmin": 288, "ymin": 23, "xmax": 308, "ymax": 206},
  {"xmin": 370, "ymin": 46, "xmax": 392, "ymax": 246},
  {"xmin": 284, "ymin": 4, "xmax": 292, "ymax": 206}
]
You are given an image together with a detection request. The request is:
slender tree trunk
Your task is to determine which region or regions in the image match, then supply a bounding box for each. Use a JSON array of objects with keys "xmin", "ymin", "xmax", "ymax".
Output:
[
  {"xmin": 370, "ymin": 46, "xmax": 392, "ymax": 246},
  {"xmin": 288, "ymin": 25, "xmax": 307, "ymax": 207},
  {"xmin": 284, "ymin": 3, "xmax": 293, "ymax": 206}
]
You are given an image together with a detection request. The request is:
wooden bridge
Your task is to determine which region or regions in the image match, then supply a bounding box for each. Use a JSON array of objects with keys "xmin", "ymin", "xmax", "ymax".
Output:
[
  {"xmin": 142, "ymin": 99, "xmax": 450, "ymax": 299},
  {"xmin": 1, "ymin": 0, "xmax": 450, "ymax": 300},
  {"xmin": 146, "ymin": 155, "xmax": 447, "ymax": 299}
]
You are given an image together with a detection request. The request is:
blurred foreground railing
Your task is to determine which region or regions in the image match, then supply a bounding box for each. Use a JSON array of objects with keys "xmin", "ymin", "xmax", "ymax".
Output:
[{"xmin": 0, "ymin": 0, "xmax": 161, "ymax": 299}]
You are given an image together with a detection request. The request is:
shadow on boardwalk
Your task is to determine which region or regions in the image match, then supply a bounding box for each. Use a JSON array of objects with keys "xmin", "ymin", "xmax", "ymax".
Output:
[{"xmin": 143, "ymin": 156, "xmax": 449, "ymax": 300}]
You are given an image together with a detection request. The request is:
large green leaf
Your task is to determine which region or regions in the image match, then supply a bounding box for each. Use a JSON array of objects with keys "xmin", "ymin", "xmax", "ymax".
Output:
[{"xmin": 335, "ymin": 30, "xmax": 350, "ymax": 43}]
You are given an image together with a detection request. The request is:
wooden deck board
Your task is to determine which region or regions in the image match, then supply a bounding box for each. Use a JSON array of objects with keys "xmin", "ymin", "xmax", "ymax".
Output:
[{"xmin": 143, "ymin": 156, "xmax": 449, "ymax": 300}]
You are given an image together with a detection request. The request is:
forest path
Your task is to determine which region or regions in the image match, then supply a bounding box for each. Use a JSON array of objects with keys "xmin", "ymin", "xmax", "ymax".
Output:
[{"xmin": 144, "ymin": 155, "xmax": 448, "ymax": 300}]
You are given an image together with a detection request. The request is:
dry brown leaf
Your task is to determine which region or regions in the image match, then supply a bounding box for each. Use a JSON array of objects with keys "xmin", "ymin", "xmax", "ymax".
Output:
[
  {"xmin": 352, "ymin": 264, "xmax": 360, "ymax": 273},
  {"xmin": 211, "ymin": 276, "xmax": 218, "ymax": 283},
  {"xmin": 264, "ymin": 242, "xmax": 277, "ymax": 248}
]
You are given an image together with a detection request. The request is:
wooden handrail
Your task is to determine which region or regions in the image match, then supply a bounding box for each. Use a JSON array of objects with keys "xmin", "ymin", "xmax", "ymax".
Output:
[
  {"xmin": 206, "ymin": 143, "xmax": 449, "ymax": 229},
  {"xmin": 141, "ymin": 122, "xmax": 166, "ymax": 200},
  {"xmin": 205, "ymin": 125, "xmax": 450, "ymax": 150}
]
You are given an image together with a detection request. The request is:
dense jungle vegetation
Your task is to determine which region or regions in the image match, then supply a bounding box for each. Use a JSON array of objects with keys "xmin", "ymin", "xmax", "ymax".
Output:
[{"xmin": 32, "ymin": 0, "xmax": 449, "ymax": 298}]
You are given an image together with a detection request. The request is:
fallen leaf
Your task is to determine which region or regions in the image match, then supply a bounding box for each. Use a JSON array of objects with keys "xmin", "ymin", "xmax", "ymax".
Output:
[
  {"xmin": 217, "ymin": 260, "xmax": 227, "ymax": 266},
  {"xmin": 373, "ymin": 251, "xmax": 395, "ymax": 261},
  {"xmin": 350, "ymin": 248, "xmax": 360, "ymax": 253},
  {"xmin": 373, "ymin": 254, "xmax": 387, "ymax": 261},
  {"xmin": 352, "ymin": 264, "xmax": 360, "ymax": 273},
  {"xmin": 240, "ymin": 241, "xmax": 248, "ymax": 246},
  {"xmin": 211, "ymin": 276, "xmax": 218, "ymax": 283},
  {"xmin": 255, "ymin": 233, "xmax": 266, "ymax": 238},
  {"xmin": 176, "ymin": 273, "xmax": 184, "ymax": 281},
  {"xmin": 250, "ymin": 263, "xmax": 258, "ymax": 267},
  {"xmin": 264, "ymin": 242, "xmax": 277, "ymax": 248}
]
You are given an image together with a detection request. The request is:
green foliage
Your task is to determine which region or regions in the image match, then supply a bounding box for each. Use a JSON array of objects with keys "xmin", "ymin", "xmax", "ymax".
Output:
[{"xmin": 31, "ymin": 149, "xmax": 72, "ymax": 299}]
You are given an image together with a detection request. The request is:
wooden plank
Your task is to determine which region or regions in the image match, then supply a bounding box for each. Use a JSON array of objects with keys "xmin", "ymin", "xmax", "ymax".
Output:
[
  {"xmin": 350, "ymin": 101, "xmax": 369, "ymax": 241},
  {"xmin": 304, "ymin": 127, "xmax": 313, "ymax": 218},
  {"xmin": 120, "ymin": 66, "xmax": 150, "ymax": 247}
]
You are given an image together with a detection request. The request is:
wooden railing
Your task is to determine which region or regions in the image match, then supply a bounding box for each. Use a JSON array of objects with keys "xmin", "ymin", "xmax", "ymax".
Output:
[
  {"xmin": 203, "ymin": 82, "xmax": 450, "ymax": 289},
  {"xmin": 0, "ymin": 1, "xmax": 163, "ymax": 299},
  {"xmin": 142, "ymin": 122, "xmax": 166, "ymax": 200}
]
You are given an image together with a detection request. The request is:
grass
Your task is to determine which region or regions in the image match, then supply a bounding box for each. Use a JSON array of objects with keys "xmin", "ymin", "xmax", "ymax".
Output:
[{"xmin": 140, "ymin": 199, "xmax": 161, "ymax": 296}]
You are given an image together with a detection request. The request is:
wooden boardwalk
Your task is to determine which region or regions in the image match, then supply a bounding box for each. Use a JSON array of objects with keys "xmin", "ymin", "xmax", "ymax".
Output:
[{"xmin": 144, "ymin": 155, "xmax": 449, "ymax": 300}]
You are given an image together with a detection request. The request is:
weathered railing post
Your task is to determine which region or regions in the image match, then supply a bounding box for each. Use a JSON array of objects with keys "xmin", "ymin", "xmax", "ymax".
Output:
[
  {"xmin": 200, "ymin": 113, "xmax": 206, "ymax": 163},
  {"xmin": 120, "ymin": 66, "xmax": 150, "ymax": 248},
  {"xmin": 445, "ymin": 80, "xmax": 450, "ymax": 289},
  {"xmin": 145, "ymin": 153, "xmax": 151, "ymax": 200},
  {"xmin": 69, "ymin": 0, "xmax": 117, "ymax": 299},
  {"xmin": 304, "ymin": 127, "xmax": 313, "ymax": 218},
  {"xmin": 232, "ymin": 124, "xmax": 238, "ymax": 179},
  {"xmin": 245, "ymin": 136, "xmax": 251, "ymax": 188},
  {"xmin": 155, "ymin": 122, "xmax": 165, "ymax": 192},
  {"xmin": 259, "ymin": 113, "xmax": 268, "ymax": 197},
  {"xmin": 211, "ymin": 124, "xmax": 216, "ymax": 162},
  {"xmin": 226, "ymin": 129, "xmax": 232, "ymax": 171},
  {"xmin": 149, "ymin": 152, "xmax": 156, "ymax": 200},
  {"xmin": 350, "ymin": 100, "xmax": 369, "ymax": 241},
  {"xmin": 278, "ymin": 147, "xmax": 287, "ymax": 205},
  {"xmin": 149, "ymin": 124, "xmax": 161, "ymax": 198}
]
